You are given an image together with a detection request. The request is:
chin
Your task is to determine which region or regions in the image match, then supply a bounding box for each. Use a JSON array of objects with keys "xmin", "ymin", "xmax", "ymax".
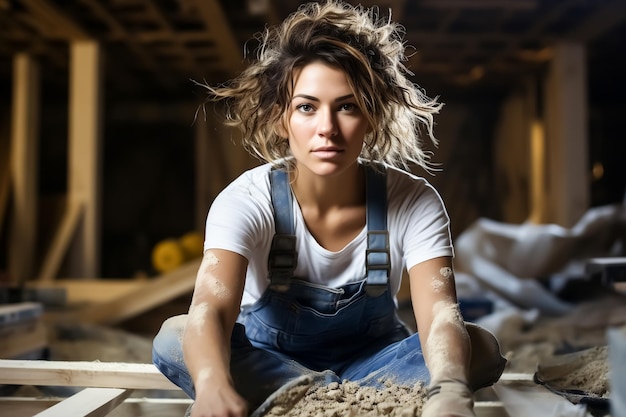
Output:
[{"xmin": 308, "ymin": 162, "xmax": 355, "ymax": 178}]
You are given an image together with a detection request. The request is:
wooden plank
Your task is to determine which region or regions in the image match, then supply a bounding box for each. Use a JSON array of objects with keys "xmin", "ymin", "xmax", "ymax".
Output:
[
  {"xmin": 8, "ymin": 53, "xmax": 40, "ymax": 285},
  {"xmin": 28, "ymin": 279, "xmax": 145, "ymax": 305},
  {"xmin": 34, "ymin": 388, "xmax": 131, "ymax": 417},
  {"xmin": 0, "ymin": 397, "xmax": 192, "ymax": 417},
  {"xmin": 475, "ymin": 401, "xmax": 510, "ymax": 417},
  {"xmin": 36, "ymin": 201, "xmax": 84, "ymax": 282},
  {"xmin": 497, "ymin": 373, "xmax": 534, "ymax": 382},
  {"xmin": 74, "ymin": 259, "xmax": 200, "ymax": 325},
  {"xmin": 0, "ymin": 360, "xmax": 179, "ymax": 390}
]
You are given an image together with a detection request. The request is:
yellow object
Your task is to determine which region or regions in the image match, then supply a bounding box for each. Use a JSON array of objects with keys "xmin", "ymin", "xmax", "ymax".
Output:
[
  {"xmin": 152, "ymin": 239, "xmax": 186, "ymax": 273},
  {"xmin": 179, "ymin": 231, "xmax": 204, "ymax": 259}
]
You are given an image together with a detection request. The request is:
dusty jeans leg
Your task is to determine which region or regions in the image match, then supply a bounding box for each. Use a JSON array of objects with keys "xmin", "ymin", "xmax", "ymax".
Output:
[
  {"xmin": 229, "ymin": 323, "xmax": 340, "ymax": 410},
  {"xmin": 341, "ymin": 333, "xmax": 431, "ymax": 388},
  {"xmin": 153, "ymin": 316, "xmax": 339, "ymax": 410},
  {"xmin": 152, "ymin": 315, "xmax": 194, "ymax": 397}
]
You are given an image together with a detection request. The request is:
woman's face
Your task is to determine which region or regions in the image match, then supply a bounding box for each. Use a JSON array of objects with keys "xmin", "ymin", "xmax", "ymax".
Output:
[{"xmin": 285, "ymin": 61, "xmax": 370, "ymax": 178}]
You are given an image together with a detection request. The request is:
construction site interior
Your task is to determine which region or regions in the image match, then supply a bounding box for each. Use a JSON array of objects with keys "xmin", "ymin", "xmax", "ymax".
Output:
[{"xmin": 1, "ymin": 0, "xmax": 626, "ymax": 416}]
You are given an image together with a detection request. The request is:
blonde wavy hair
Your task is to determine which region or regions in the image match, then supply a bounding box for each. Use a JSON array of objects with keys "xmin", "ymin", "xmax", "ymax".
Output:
[{"xmin": 199, "ymin": 0, "xmax": 442, "ymax": 172}]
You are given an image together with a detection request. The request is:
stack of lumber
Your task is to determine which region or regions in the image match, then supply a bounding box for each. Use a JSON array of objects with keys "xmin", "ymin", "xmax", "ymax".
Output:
[{"xmin": 0, "ymin": 302, "xmax": 47, "ymax": 359}]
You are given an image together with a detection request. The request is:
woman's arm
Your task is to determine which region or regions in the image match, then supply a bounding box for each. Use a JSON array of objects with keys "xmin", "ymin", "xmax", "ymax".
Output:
[
  {"xmin": 409, "ymin": 256, "xmax": 470, "ymax": 384},
  {"xmin": 409, "ymin": 256, "xmax": 475, "ymax": 417},
  {"xmin": 183, "ymin": 249, "xmax": 249, "ymax": 417}
]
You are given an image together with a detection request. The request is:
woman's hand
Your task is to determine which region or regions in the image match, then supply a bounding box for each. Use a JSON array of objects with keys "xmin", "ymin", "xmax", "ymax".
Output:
[
  {"xmin": 191, "ymin": 381, "xmax": 248, "ymax": 417},
  {"xmin": 420, "ymin": 380, "xmax": 475, "ymax": 417}
]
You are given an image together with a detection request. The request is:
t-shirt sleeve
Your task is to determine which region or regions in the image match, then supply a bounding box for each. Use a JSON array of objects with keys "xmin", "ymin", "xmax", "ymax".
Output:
[
  {"xmin": 390, "ymin": 174, "xmax": 454, "ymax": 271},
  {"xmin": 203, "ymin": 171, "xmax": 274, "ymax": 261}
]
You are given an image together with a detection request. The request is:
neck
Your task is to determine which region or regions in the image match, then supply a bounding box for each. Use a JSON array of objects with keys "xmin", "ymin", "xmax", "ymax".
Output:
[{"xmin": 290, "ymin": 163, "xmax": 365, "ymax": 211}]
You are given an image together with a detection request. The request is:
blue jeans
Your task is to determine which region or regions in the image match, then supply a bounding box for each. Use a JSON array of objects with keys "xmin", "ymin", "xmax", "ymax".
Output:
[{"xmin": 152, "ymin": 279, "xmax": 430, "ymax": 410}]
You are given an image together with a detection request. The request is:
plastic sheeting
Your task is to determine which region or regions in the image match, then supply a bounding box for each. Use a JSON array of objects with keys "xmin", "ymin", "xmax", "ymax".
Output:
[{"xmin": 454, "ymin": 204, "xmax": 626, "ymax": 316}]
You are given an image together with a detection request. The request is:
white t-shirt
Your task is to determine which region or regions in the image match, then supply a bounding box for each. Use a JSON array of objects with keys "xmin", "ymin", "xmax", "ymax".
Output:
[{"xmin": 204, "ymin": 163, "xmax": 453, "ymax": 308}]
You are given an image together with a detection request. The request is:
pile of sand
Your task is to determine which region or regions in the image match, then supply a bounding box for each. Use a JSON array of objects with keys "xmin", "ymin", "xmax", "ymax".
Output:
[
  {"xmin": 264, "ymin": 380, "xmax": 427, "ymax": 417},
  {"xmin": 539, "ymin": 346, "xmax": 610, "ymax": 398}
]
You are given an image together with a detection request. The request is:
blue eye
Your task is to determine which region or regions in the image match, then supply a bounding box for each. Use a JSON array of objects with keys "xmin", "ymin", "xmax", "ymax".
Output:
[
  {"xmin": 296, "ymin": 104, "xmax": 314, "ymax": 112},
  {"xmin": 340, "ymin": 103, "xmax": 356, "ymax": 111}
]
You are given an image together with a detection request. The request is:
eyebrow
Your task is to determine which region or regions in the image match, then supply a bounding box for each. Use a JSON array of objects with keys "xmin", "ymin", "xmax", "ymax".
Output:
[{"xmin": 292, "ymin": 93, "xmax": 355, "ymax": 102}]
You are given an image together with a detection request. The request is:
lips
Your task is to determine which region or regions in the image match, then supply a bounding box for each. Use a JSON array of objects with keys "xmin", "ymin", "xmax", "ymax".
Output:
[
  {"xmin": 312, "ymin": 147, "xmax": 344, "ymax": 159},
  {"xmin": 313, "ymin": 146, "xmax": 343, "ymax": 152}
]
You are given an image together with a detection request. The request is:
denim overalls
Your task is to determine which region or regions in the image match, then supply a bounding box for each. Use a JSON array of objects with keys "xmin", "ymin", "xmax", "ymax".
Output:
[{"xmin": 152, "ymin": 166, "xmax": 430, "ymax": 410}]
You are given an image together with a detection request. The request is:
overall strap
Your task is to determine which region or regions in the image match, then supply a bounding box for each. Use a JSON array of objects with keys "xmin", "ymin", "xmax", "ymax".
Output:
[
  {"xmin": 268, "ymin": 168, "xmax": 297, "ymax": 288},
  {"xmin": 268, "ymin": 165, "xmax": 390, "ymax": 295},
  {"xmin": 365, "ymin": 165, "xmax": 390, "ymax": 296}
]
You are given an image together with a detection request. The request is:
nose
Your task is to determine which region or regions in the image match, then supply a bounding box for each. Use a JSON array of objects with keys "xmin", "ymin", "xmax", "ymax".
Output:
[{"xmin": 317, "ymin": 108, "xmax": 338, "ymax": 138}]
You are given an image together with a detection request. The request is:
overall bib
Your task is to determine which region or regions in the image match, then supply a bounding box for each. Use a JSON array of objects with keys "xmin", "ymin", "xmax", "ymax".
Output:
[{"xmin": 152, "ymin": 166, "xmax": 430, "ymax": 410}]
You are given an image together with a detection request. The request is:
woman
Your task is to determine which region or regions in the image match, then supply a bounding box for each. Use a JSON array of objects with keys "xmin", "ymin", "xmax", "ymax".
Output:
[{"xmin": 152, "ymin": 1, "xmax": 505, "ymax": 416}]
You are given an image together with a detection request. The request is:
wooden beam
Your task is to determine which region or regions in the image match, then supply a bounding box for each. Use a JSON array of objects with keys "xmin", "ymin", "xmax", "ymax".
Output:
[
  {"xmin": 27, "ymin": 279, "xmax": 145, "ymax": 305},
  {"xmin": 0, "ymin": 112, "xmax": 10, "ymax": 239},
  {"xmin": 74, "ymin": 259, "xmax": 200, "ymax": 325},
  {"xmin": 568, "ymin": 0, "xmax": 626, "ymax": 41},
  {"xmin": 80, "ymin": 0, "xmax": 177, "ymax": 90},
  {"xmin": 66, "ymin": 40, "xmax": 104, "ymax": 278},
  {"xmin": 9, "ymin": 53, "xmax": 40, "ymax": 285},
  {"xmin": 419, "ymin": 0, "xmax": 537, "ymax": 10},
  {"xmin": 0, "ymin": 396, "xmax": 192, "ymax": 417},
  {"xmin": 193, "ymin": 0, "xmax": 243, "ymax": 75},
  {"xmin": 34, "ymin": 388, "xmax": 131, "ymax": 417},
  {"xmin": 20, "ymin": 0, "xmax": 89, "ymax": 40},
  {"xmin": 543, "ymin": 43, "xmax": 589, "ymax": 227},
  {"xmin": 0, "ymin": 360, "xmax": 179, "ymax": 390},
  {"xmin": 36, "ymin": 200, "xmax": 84, "ymax": 282}
]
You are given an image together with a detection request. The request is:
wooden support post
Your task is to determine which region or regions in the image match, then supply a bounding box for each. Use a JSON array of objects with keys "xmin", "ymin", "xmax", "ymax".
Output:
[
  {"xmin": 543, "ymin": 43, "xmax": 589, "ymax": 227},
  {"xmin": 0, "ymin": 110, "xmax": 11, "ymax": 240},
  {"xmin": 8, "ymin": 53, "xmax": 40, "ymax": 285},
  {"xmin": 528, "ymin": 119, "xmax": 547, "ymax": 224},
  {"xmin": 66, "ymin": 40, "xmax": 104, "ymax": 278}
]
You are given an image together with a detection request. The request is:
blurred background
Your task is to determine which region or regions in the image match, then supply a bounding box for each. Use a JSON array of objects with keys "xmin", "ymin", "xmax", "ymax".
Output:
[
  {"xmin": 0, "ymin": 0, "xmax": 625, "ymax": 284},
  {"xmin": 2, "ymin": 3, "xmax": 626, "ymax": 415}
]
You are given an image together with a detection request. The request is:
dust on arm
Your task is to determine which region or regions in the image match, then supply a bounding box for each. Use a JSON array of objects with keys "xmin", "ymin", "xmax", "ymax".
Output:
[
  {"xmin": 409, "ymin": 257, "xmax": 471, "ymax": 385},
  {"xmin": 183, "ymin": 248, "xmax": 248, "ymax": 416}
]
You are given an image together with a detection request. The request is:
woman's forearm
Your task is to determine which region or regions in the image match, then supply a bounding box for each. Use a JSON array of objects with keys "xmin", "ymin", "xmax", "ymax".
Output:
[
  {"xmin": 423, "ymin": 300, "xmax": 471, "ymax": 384},
  {"xmin": 183, "ymin": 302, "xmax": 236, "ymax": 390}
]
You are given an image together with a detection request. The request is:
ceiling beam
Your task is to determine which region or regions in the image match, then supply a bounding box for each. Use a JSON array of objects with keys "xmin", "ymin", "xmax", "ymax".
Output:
[
  {"xmin": 567, "ymin": 0, "xmax": 626, "ymax": 41},
  {"xmin": 79, "ymin": 0, "xmax": 177, "ymax": 90},
  {"xmin": 419, "ymin": 0, "xmax": 537, "ymax": 10},
  {"xmin": 20, "ymin": 0, "xmax": 89, "ymax": 40},
  {"xmin": 191, "ymin": 0, "xmax": 244, "ymax": 76}
]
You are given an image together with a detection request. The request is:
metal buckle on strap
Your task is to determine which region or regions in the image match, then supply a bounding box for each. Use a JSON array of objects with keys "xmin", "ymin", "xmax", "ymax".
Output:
[
  {"xmin": 365, "ymin": 230, "xmax": 390, "ymax": 296},
  {"xmin": 268, "ymin": 234, "xmax": 297, "ymax": 289}
]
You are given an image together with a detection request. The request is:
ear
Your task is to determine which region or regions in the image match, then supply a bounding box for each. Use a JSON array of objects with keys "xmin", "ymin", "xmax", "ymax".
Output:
[
  {"xmin": 273, "ymin": 106, "xmax": 290, "ymax": 138},
  {"xmin": 274, "ymin": 118, "xmax": 289, "ymax": 138}
]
